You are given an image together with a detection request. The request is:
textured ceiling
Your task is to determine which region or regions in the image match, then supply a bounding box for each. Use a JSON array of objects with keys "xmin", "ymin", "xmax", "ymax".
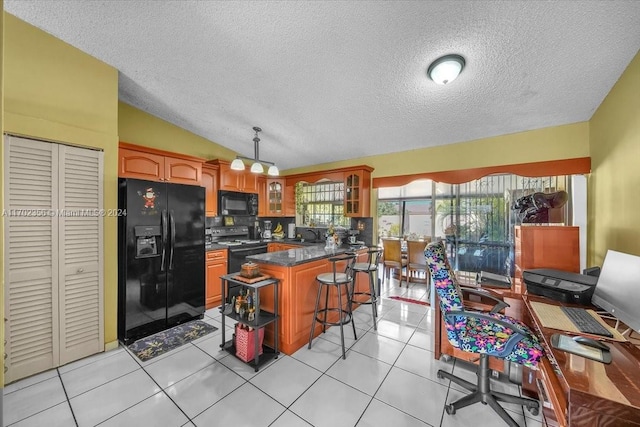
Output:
[{"xmin": 5, "ymin": 1, "xmax": 640, "ymax": 171}]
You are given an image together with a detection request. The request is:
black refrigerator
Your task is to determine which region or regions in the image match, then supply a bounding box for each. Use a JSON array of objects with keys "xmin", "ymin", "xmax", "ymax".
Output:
[{"xmin": 118, "ymin": 178, "xmax": 205, "ymax": 345}]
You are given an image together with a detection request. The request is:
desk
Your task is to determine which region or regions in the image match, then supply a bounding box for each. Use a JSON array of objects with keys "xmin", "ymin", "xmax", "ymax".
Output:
[{"xmin": 433, "ymin": 291, "xmax": 640, "ymax": 426}]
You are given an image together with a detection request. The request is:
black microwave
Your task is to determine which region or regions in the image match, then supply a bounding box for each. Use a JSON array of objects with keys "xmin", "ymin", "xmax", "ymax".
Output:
[{"xmin": 219, "ymin": 190, "xmax": 258, "ymax": 216}]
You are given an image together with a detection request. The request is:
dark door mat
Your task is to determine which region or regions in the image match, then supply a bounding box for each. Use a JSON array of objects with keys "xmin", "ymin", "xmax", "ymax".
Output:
[{"xmin": 128, "ymin": 319, "xmax": 218, "ymax": 362}]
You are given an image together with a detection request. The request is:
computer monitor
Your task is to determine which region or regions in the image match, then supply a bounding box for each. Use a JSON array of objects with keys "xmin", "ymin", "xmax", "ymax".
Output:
[{"xmin": 591, "ymin": 249, "xmax": 640, "ymax": 334}]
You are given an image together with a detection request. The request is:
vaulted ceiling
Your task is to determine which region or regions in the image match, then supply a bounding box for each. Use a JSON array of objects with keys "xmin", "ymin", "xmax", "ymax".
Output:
[{"xmin": 5, "ymin": 1, "xmax": 640, "ymax": 171}]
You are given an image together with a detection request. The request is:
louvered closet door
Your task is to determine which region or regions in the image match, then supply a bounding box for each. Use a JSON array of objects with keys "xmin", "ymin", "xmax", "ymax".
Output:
[
  {"xmin": 58, "ymin": 145, "xmax": 104, "ymax": 364},
  {"xmin": 4, "ymin": 135, "xmax": 104, "ymax": 383},
  {"xmin": 4, "ymin": 136, "xmax": 60, "ymax": 383}
]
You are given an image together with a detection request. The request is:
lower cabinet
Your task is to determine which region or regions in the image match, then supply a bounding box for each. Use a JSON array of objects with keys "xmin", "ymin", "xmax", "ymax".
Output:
[
  {"xmin": 206, "ymin": 249, "xmax": 228, "ymax": 309},
  {"xmin": 267, "ymin": 242, "xmax": 302, "ymax": 252}
]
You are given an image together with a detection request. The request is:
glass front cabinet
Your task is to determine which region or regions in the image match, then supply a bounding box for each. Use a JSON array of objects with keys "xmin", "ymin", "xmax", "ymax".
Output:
[
  {"xmin": 267, "ymin": 179, "xmax": 284, "ymax": 216},
  {"xmin": 344, "ymin": 167, "xmax": 372, "ymax": 217}
]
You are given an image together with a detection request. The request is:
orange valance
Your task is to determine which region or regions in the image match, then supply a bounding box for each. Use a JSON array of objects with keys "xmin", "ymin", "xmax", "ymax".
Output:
[{"xmin": 372, "ymin": 157, "xmax": 590, "ymax": 188}]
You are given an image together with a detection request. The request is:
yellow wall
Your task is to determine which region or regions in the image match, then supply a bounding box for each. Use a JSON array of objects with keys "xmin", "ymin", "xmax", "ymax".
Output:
[
  {"xmin": 2, "ymin": 13, "xmax": 120, "ymax": 348},
  {"xmin": 119, "ymin": 102, "xmax": 237, "ymax": 160},
  {"xmin": 588, "ymin": 51, "xmax": 640, "ymax": 266},
  {"xmin": 1, "ymin": 0, "xmax": 5, "ymax": 389},
  {"xmin": 284, "ymin": 122, "xmax": 590, "ymax": 177}
]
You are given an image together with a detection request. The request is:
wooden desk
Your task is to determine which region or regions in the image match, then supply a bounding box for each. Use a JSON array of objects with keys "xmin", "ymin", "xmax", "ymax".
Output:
[
  {"xmin": 522, "ymin": 294, "xmax": 640, "ymax": 426},
  {"xmin": 433, "ymin": 291, "xmax": 640, "ymax": 426}
]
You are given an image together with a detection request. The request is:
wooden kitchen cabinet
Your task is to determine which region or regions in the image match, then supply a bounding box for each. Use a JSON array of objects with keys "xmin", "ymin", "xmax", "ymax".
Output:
[
  {"xmin": 268, "ymin": 242, "xmax": 302, "ymax": 252},
  {"xmin": 514, "ymin": 225, "xmax": 579, "ymax": 293},
  {"xmin": 284, "ymin": 181, "xmax": 296, "ymax": 217},
  {"xmin": 211, "ymin": 160, "xmax": 260, "ymax": 193},
  {"xmin": 266, "ymin": 178, "xmax": 285, "ymax": 216},
  {"xmin": 344, "ymin": 168, "xmax": 372, "ymax": 217},
  {"xmin": 118, "ymin": 143, "xmax": 203, "ymax": 185},
  {"xmin": 285, "ymin": 165, "xmax": 373, "ymax": 218},
  {"xmin": 206, "ymin": 249, "xmax": 228, "ymax": 309},
  {"xmin": 258, "ymin": 176, "xmax": 267, "ymax": 216},
  {"xmin": 259, "ymin": 177, "xmax": 294, "ymax": 217},
  {"xmin": 202, "ymin": 164, "xmax": 219, "ymax": 217}
]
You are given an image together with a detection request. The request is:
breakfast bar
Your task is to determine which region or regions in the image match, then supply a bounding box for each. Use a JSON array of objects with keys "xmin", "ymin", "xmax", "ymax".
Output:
[{"xmin": 246, "ymin": 244, "xmax": 368, "ymax": 354}]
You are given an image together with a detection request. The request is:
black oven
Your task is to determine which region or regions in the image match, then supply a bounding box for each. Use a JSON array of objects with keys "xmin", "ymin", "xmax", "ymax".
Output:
[
  {"xmin": 225, "ymin": 243, "xmax": 268, "ymax": 302},
  {"xmin": 227, "ymin": 243, "xmax": 268, "ymax": 274},
  {"xmin": 219, "ymin": 191, "xmax": 258, "ymax": 216}
]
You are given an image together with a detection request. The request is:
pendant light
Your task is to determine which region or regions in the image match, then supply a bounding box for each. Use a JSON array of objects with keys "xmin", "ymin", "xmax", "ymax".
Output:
[{"xmin": 230, "ymin": 127, "xmax": 280, "ymax": 176}]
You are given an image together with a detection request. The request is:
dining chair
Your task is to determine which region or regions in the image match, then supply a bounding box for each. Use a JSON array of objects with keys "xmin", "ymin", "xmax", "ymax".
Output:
[
  {"xmin": 424, "ymin": 240, "xmax": 542, "ymax": 427},
  {"xmin": 381, "ymin": 238, "xmax": 407, "ymax": 287},
  {"xmin": 406, "ymin": 239, "xmax": 431, "ymax": 287}
]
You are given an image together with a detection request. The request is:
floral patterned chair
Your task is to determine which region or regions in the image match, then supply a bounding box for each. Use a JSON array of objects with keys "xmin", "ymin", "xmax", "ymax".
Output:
[{"xmin": 424, "ymin": 240, "xmax": 543, "ymax": 427}]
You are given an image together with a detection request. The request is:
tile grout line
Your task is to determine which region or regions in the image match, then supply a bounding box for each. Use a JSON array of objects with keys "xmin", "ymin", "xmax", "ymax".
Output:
[{"xmin": 55, "ymin": 368, "xmax": 80, "ymax": 427}]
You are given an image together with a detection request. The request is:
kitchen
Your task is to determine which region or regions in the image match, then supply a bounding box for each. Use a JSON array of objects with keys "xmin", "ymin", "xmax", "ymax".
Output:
[{"xmin": 117, "ymin": 142, "xmax": 375, "ymax": 355}]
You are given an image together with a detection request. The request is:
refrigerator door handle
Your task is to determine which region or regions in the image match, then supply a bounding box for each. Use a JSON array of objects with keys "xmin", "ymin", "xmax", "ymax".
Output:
[
  {"xmin": 161, "ymin": 209, "xmax": 168, "ymax": 271},
  {"xmin": 169, "ymin": 210, "xmax": 175, "ymax": 270}
]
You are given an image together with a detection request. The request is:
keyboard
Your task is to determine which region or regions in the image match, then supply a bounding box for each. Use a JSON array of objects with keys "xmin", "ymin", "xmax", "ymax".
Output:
[{"xmin": 560, "ymin": 306, "xmax": 614, "ymax": 338}]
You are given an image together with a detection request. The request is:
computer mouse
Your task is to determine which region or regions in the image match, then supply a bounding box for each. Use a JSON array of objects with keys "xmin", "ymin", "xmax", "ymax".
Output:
[{"xmin": 573, "ymin": 336, "xmax": 610, "ymax": 351}]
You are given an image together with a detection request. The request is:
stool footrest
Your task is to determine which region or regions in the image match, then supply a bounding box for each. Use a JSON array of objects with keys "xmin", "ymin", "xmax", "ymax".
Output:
[{"xmin": 314, "ymin": 307, "xmax": 353, "ymax": 327}]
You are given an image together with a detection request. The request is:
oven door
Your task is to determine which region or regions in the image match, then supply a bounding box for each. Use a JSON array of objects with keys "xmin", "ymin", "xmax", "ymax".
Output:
[
  {"xmin": 227, "ymin": 244, "xmax": 269, "ymax": 274},
  {"xmin": 226, "ymin": 244, "xmax": 268, "ymax": 301}
]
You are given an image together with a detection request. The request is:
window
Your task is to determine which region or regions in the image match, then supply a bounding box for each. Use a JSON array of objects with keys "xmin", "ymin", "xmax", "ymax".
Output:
[
  {"xmin": 296, "ymin": 181, "xmax": 350, "ymax": 227},
  {"xmin": 378, "ymin": 179, "xmax": 433, "ymax": 240},
  {"xmin": 377, "ymin": 174, "xmax": 572, "ymax": 278}
]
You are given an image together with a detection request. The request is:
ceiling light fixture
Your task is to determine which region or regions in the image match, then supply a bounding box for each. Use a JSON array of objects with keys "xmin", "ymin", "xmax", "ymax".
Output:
[
  {"xmin": 230, "ymin": 126, "xmax": 279, "ymax": 176},
  {"xmin": 427, "ymin": 54, "xmax": 465, "ymax": 85}
]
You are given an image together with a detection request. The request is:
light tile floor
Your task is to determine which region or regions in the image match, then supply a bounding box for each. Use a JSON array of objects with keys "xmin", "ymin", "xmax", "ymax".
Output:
[{"xmin": 3, "ymin": 278, "xmax": 546, "ymax": 427}]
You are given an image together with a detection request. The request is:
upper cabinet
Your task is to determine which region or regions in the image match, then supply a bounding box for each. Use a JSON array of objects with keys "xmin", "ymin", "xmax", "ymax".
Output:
[
  {"xmin": 344, "ymin": 168, "xmax": 372, "ymax": 217},
  {"xmin": 266, "ymin": 178, "xmax": 285, "ymax": 216},
  {"xmin": 118, "ymin": 143, "xmax": 203, "ymax": 185},
  {"xmin": 283, "ymin": 180, "xmax": 296, "ymax": 217},
  {"xmin": 212, "ymin": 160, "xmax": 260, "ymax": 193},
  {"xmin": 284, "ymin": 165, "xmax": 374, "ymax": 218},
  {"xmin": 202, "ymin": 164, "xmax": 219, "ymax": 217},
  {"xmin": 258, "ymin": 177, "xmax": 295, "ymax": 217},
  {"xmin": 257, "ymin": 176, "xmax": 267, "ymax": 217}
]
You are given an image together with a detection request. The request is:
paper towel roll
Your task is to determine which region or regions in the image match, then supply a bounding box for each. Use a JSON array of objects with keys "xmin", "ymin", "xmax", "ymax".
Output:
[{"xmin": 287, "ymin": 223, "xmax": 296, "ymax": 239}]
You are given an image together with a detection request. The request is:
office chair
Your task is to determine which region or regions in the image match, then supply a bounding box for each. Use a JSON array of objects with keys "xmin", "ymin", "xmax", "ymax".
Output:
[{"xmin": 424, "ymin": 241, "xmax": 543, "ymax": 427}]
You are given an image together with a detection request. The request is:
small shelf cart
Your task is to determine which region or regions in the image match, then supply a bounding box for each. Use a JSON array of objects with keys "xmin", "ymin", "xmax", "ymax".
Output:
[{"xmin": 219, "ymin": 273, "xmax": 279, "ymax": 371}]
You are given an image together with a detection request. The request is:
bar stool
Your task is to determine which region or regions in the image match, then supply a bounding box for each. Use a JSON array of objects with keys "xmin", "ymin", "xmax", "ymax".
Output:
[
  {"xmin": 351, "ymin": 247, "xmax": 382, "ymax": 330},
  {"xmin": 308, "ymin": 253, "xmax": 357, "ymax": 359}
]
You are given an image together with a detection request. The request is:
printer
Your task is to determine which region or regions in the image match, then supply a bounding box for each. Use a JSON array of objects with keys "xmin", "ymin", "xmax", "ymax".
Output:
[{"xmin": 522, "ymin": 268, "xmax": 597, "ymax": 305}]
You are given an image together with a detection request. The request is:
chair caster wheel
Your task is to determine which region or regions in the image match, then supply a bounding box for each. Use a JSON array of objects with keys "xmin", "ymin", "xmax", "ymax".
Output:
[
  {"xmin": 527, "ymin": 406, "xmax": 539, "ymax": 416},
  {"xmin": 445, "ymin": 404, "xmax": 456, "ymax": 415},
  {"xmin": 436, "ymin": 371, "xmax": 444, "ymax": 379}
]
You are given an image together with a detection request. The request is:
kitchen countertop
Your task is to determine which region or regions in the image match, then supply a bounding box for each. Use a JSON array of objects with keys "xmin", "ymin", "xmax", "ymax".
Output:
[
  {"xmin": 206, "ymin": 244, "xmax": 229, "ymax": 251},
  {"xmin": 246, "ymin": 244, "xmax": 366, "ymax": 267},
  {"xmin": 206, "ymin": 238, "xmax": 319, "ymax": 251}
]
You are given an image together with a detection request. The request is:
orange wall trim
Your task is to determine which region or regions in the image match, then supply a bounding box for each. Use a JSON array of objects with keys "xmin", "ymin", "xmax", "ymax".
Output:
[{"xmin": 372, "ymin": 157, "xmax": 591, "ymax": 187}]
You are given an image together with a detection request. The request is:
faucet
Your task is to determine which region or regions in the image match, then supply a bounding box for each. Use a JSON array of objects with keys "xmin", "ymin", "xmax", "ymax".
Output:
[{"xmin": 306, "ymin": 229, "xmax": 322, "ymax": 242}]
